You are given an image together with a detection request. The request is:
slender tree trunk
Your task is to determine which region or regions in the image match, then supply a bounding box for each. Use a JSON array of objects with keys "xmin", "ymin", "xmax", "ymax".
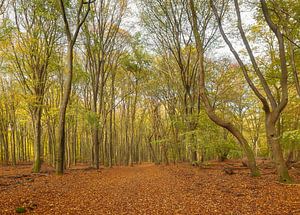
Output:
[
  {"xmin": 20, "ymin": 127, "xmax": 25, "ymax": 162},
  {"xmin": 91, "ymin": 78, "xmax": 100, "ymax": 168},
  {"xmin": 11, "ymin": 128, "xmax": 16, "ymax": 166},
  {"xmin": 57, "ymin": 0, "xmax": 91, "ymax": 174},
  {"xmin": 56, "ymin": 45, "xmax": 73, "ymax": 175},
  {"xmin": 191, "ymin": 132, "xmax": 197, "ymax": 162},
  {"xmin": 108, "ymin": 72, "xmax": 115, "ymax": 167},
  {"xmin": 92, "ymin": 119, "xmax": 99, "ymax": 168},
  {"xmin": 32, "ymin": 108, "xmax": 42, "ymax": 172},
  {"xmin": 129, "ymin": 81, "xmax": 138, "ymax": 166},
  {"xmin": 1, "ymin": 129, "xmax": 8, "ymax": 166},
  {"xmin": 163, "ymin": 144, "xmax": 169, "ymax": 165},
  {"xmin": 125, "ymin": 99, "xmax": 130, "ymax": 165},
  {"xmin": 47, "ymin": 119, "xmax": 53, "ymax": 165},
  {"xmin": 72, "ymin": 119, "xmax": 77, "ymax": 165},
  {"xmin": 149, "ymin": 142, "xmax": 159, "ymax": 164},
  {"xmin": 10, "ymin": 109, "xmax": 17, "ymax": 166},
  {"xmin": 67, "ymin": 123, "xmax": 71, "ymax": 168}
]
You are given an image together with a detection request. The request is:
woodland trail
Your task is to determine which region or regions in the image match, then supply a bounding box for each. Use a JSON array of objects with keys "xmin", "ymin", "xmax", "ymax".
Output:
[{"xmin": 1, "ymin": 163, "xmax": 300, "ymax": 215}]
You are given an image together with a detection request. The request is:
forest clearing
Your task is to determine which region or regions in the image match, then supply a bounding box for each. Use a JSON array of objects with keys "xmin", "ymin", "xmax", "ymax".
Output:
[
  {"xmin": 1, "ymin": 0, "xmax": 300, "ymax": 214},
  {"xmin": 1, "ymin": 162, "xmax": 300, "ymax": 215}
]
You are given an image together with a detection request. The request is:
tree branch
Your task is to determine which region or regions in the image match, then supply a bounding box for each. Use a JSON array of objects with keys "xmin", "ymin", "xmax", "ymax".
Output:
[{"xmin": 210, "ymin": 0, "xmax": 270, "ymax": 113}]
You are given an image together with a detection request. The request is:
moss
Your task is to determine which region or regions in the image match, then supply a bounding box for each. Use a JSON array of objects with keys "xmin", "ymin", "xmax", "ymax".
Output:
[
  {"xmin": 32, "ymin": 160, "xmax": 41, "ymax": 173},
  {"xmin": 250, "ymin": 169, "xmax": 261, "ymax": 177},
  {"xmin": 16, "ymin": 207, "xmax": 26, "ymax": 213},
  {"xmin": 279, "ymin": 175, "xmax": 294, "ymax": 184}
]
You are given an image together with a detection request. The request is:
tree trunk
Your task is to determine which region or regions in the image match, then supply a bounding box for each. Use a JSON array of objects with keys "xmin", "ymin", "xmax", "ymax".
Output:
[
  {"xmin": 91, "ymin": 77, "xmax": 100, "ymax": 168},
  {"xmin": 72, "ymin": 120, "xmax": 77, "ymax": 165},
  {"xmin": 191, "ymin": 132, "xmax": 197, "ymax": 162},
  {"xmin": 10, "ymin": 109, "xmax": 17, "ymax": 166},
  {"xmin": 266, "ymin": 114, "xmax": 292, "ymax": 183},
  {"xmin": 92, "ymin": 127, "xmax": 99, "ymax": 168},
  {"xmin": 1, "ymin": 129, "xmax": 8, "ymax": 165},
  {"xmin": 108, "ymin": 72, "xmax": 115, "ymax": 167},
  {"xmin": 56, "ymin": 45, "xmax": 73, "ymax": 175},
  {"xmin": 32, "ymin": 108, "xmax": 42, "ymax": 173}
]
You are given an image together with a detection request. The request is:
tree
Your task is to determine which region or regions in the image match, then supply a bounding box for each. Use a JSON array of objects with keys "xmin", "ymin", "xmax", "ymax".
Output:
[
  {"xmin": 263, "ymin": 0, "xmax": 300, "ymax": 98},
  {"xmin": 140, "ymin": 0, "xmax": 205, "ymax": 162},
  {"xmin": 56, "ymin": 0, "xmax": 93, "ymax": 174},
  {"xmin": 189, "ymin": 0, "xmax": 260, "ymax": 177},
  {"xmin": 4, "ymin": 0, "xmax": 59, "ymax": 172},
  {"xmin": 83, "ymin": 0, "xmax": 127, "ymax": 169},
  {"xmin": 209, "ymin": 0, "xmax": 292, "ymax": 182}
]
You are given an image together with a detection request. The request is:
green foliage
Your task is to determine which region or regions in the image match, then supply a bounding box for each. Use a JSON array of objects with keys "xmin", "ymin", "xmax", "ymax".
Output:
[
  {"xmin": 120, "ymin": 33, "xmax": 152, "ymax": 77},
  {"xmin": 282, "ymin": 130, "xmax": 300, "ymax": 151},
  {"xmin": 259, "ymin": 145, "xmax": 270, "ymax": 158},
  {"xmin": 215, "ymin": 138, "xmax": 241, "ymax": 161},
  {"xmin": 0, "ymin": 18, "xmax": 14, "ymax": 41},
  {"xmin": 283, "ymin": 130, "xmax": 300, "ymax": 142},
  {"xmin": 151, "ymin": 138, "xmax": 169, "ymax": 145},
  {"xmin": 85, "ymin": 110, "xmax": 99, "ymax": 127},
  {"xmin": 215, "ymin": 141, "xmax": 231, "ymax": 161},
  {"xmin": 73, "ymin": 58, "xmax": 89, "ymax": 85},
  {"xmin": 16, "ymin": 207, "xmax": 26, "ymax": 213}
]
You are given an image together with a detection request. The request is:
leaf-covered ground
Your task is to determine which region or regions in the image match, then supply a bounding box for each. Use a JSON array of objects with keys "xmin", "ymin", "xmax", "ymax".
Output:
[{"xmin": 1, "ymin": 161, "xmax": 300, "ymax": 214}]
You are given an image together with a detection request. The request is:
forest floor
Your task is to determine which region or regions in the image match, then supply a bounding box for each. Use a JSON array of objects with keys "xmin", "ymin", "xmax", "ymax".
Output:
[{"xmin": 1, "ymin": 161, "xmax": 300, "ymax": 215}]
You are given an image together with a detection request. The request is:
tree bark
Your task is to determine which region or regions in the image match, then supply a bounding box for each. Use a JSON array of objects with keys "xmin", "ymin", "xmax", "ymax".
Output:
[
  {"xmin": 56, "ymin": 0, "xmax": 92, "ymax": 175},
  {"xmin": 266, "ymin": 113, "xmax": 292, "ymax": 182},
  {"xmin": 56, "ymin": 46, "xmax": 73, "ymax": 174},
  {"xmin": 32, "ymin": 107, "xmax": 42, "ymax": 173}
]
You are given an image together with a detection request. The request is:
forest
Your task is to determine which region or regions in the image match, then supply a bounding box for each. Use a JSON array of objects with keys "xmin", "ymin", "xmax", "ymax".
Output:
[{"xmin": 0, "ymin": 0, "xmax": 300, "ymax": 214}]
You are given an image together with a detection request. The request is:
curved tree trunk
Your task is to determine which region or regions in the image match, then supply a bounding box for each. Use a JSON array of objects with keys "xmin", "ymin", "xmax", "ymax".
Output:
[{"xmin": 189, "ymin": 0, "xmax": 260, "ymax": 177}]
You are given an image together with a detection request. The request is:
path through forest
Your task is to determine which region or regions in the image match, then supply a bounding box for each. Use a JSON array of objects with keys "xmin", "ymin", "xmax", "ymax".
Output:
[{"xmin": 1, "ymin": 163, "xmax": 300, "ymax": 214}]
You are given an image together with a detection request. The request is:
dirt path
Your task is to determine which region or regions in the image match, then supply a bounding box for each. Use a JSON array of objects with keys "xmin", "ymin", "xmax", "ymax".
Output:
[{"xmin": 1, "ymin": 163, "xmax": 300, "ymax": 214}]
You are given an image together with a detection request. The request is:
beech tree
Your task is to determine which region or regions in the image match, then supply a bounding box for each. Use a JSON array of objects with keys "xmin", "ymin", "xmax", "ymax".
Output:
[
  {"xmin": 56, "ymin": 0, "xmax": 93, "ymax": 174},
  {"xmin": 4, "ymin": 0, "xmax": 59, "ymax": 172},
  {"xmin": 83, "ymin": 0, "xmax": 127, "ymax": 169},
  {"xmin": 209, "ymin": 0, "xmax": 293, "ymax": 182},
  {"xmin": 140, "ymin": 0, "xmax": 211, "ymax": 162},
  {"xmin": 189, "ymin": 0, "xmax": 260, "ymax": 176},
  {"xmin": 267, "ymin": 0, "xmax": 300, "ymax": 98}
]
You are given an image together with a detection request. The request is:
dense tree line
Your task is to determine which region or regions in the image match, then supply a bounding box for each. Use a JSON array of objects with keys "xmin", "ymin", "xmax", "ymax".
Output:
[{"xmin": 0, "ymin": 0, "xmax": 299, "ymax": 183}]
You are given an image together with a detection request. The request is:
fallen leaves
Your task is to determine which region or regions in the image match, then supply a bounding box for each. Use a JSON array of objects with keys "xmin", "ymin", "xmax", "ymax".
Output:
[{"xmin": 0, "ymin": 161, "xmax": 300, "ymax": 214}]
